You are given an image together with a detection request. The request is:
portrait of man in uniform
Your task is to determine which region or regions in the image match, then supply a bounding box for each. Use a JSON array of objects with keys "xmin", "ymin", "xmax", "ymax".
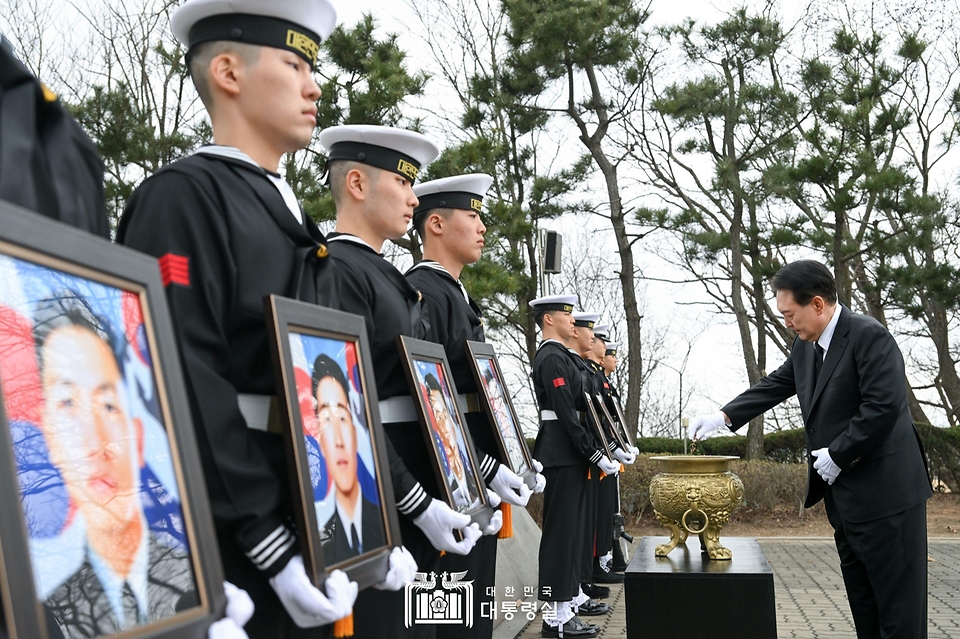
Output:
[
  {"xmin": 307, "ymin": 352, "xmax": 386, "ymax": 566},
  {"xmin": 414, "ymin": 364, "xmax": 482, "ymax": 513},
  {"xmin": 27, "ymin": 289, "xmax": 196, "ymax": 637},
  {"xmin": 478, "ymin": 361, "xmax": 529, "ymax": 476}
]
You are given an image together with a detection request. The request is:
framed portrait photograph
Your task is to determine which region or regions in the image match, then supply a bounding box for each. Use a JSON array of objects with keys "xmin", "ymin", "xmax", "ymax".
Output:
[
  {"xmin": 0, "ymin": 201, "xmax": 224, "ymax": 638},
  {"xmin": 583, "ymin": 393, "xmax": 615, "ymax": 462},
  {"xmin": 398, "ymin": 337, "xmax": 494, "ymax": 531},
  {"xmin": 265, "ymin": 296, "xmax": 400, "ymax": 591},
  {"xmin": 464, "ymin": 341, "xmax": 537, "ymax": 490},
  {"xmin": 592, "ymin": 394, "xmax": 630, "ymax": 451}
]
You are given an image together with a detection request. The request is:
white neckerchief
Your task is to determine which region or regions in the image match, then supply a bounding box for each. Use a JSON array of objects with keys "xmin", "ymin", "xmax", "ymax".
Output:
[
  {"xmin": 86, "ymin": 516, "xmax": 150, "ymax": 628},
  {"xmin": 409, "ymin": 260, "xmax": 470, "ymax": 304},
  {"xmin": 817, "ymin": 305, "xmax": 842, "ymax": 358},
  {"xmin": 194, "ymin": 145, "xmax": 303, "ymax": 224},
  {"xmin": 335, "ymin": 488, "xmax": 364, "ymax": 552}
]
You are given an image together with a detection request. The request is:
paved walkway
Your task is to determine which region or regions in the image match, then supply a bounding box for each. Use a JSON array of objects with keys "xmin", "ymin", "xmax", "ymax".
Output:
[{"xmin": 512, "ymin": 538, "xmax": 960, "ymax": 638}]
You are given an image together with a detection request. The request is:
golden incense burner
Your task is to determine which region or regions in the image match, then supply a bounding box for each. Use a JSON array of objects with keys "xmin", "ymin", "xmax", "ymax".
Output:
[{"xmin": 649, "ymin": 455, "xmax": 744, "ymax": 560}]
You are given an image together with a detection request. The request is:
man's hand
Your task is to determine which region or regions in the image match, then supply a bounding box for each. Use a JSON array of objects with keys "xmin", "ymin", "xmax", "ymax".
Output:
[
  {"xmin": 612, "ymin": 448, "xmax": 635, "ymax": 465},
  {"xmin": 490, "ymin": 464, "xmax": 533, "ymax": 506},
  {"xmin": 208, "ymin": 619, "xmax": 249, "ymax": 639},
  {"xmin": 597, "ymin": 457, "xmax": 620, "ymax": 476},
  {"xmin": 374, "ymin": 546, "xmax": 418, "ymax": 591},
  {"xmin": 688, "ymin": 412, "xmax": 727, "ymax": 441},
  {"xmin": 811, "ymin": 448, "xmax": 841, "ymax": 485},
  {"xmin": 480, "ymin": 490, "xmax": 504, "ymax": 535},
  {"xmin": 269, "ymin": 557, "xmax": 357, "ymax": 628},
  {"xmin": 531, "ymin": 458, "xmax": 547, "ymax": 493},
  {"xmin": 208, "ymin": 582, "xmax": 255, "ymax": 639},
  {"xmin": 413, "ymin": 498, "xmax": 482, "ymax": 555}
]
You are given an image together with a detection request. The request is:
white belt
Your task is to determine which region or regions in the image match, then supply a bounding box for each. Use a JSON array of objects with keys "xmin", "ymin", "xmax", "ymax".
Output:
[
  {"xmin": 541, "ymin": 409, "xmax": 558, "ymax": 421},
  {"xmin": 379, "ymin": 396, "xmax": 418, "ymax": 424},
  {"xmin": 238, "ymin": 394, "xmax": 279, "ymax": 433}
]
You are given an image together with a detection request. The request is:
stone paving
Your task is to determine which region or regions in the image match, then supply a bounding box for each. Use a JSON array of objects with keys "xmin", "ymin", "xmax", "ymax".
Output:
[{"xmin": 512, "ymin": 538, "xmax": 960, "ymax": 638}]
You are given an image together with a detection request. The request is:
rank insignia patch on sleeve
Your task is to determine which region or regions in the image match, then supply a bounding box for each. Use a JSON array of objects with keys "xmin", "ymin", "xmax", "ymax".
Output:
[
  {"xmin": 158, "ymin": 253, "xmax": 190, "ymax": 287},
  {"xmin": 552, "ymin": 378, "xmax": 566, "ymax": 388}
]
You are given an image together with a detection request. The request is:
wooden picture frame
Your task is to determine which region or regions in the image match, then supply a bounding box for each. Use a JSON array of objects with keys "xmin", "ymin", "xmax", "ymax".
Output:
[
  {"xmin": 593, "ymin": 394, "xmax": 630, "ymax": 451},
  {"xmin": 464, "ymin": 341, "xmax": 537, "ymax": 490},
  {"xmin": 265, "ymin": 296, "xmax": 400, "ymax": 591},
  {"xmin": 398, "ymin": 336, "xmax": 494, "ymax": 530},
  {"xmin": 0, "ymin": 201, "xmax": 224, "ymax": 638},
  {"xmin": 583, "ymin": 392, "xmax": 615, "ymax": 462}
]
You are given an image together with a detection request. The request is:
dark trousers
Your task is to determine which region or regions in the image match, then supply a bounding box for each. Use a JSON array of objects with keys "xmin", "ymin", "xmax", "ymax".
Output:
[
  {"xmin": 579, "ymin": 467, "xmax": 600, "ymax": 585},
  {"xmin": 595, "ymin": 472, "xmax": 616, "ymax": 559},
  {"xmin": 539, "ymin": 463, "xmax": 588, "ymax": 601},
  {"xmin": 824, "ymin": 494, "xmax": 928, "ymax": 639},
  {"xmin": 353, "ymin": 516, "xmax": 441, "ymax": 639},
  {"xmin": 436, "ymin": 534, "xmax": 497, "ymax": 639},
  {"xmin": 216, "ymin": 526, "xmax": 332, "ymax": 639}
]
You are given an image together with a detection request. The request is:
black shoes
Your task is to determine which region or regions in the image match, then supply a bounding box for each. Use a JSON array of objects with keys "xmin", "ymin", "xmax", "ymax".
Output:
[
  {"xmin": 593, "ymin": 569, "xmax": 624, "ymax": 584},
  {"xmin": 541, "ymin": 616, "xmax": 599, "ymax": 638},
  {"xmin": 577, "ymin": 599, "xmax": 610, "ymax": 616},
  {"xmin": 581, "ymin": 583, "xmax": 610, "ymax": 599}
]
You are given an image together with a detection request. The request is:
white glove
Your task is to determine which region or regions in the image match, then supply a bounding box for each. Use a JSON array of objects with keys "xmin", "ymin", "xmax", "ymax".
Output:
[
  {"xmin": 811, "ymin": 448, "xmax": 841, "ymax": 485},
  {"xmin": 413, "ymin": 498, "xmax": 482, "ymax": 555},
  {"xmin": 612, "ymin": 448, "xmax": 635, "ymax": 465},
  {"xmin": 688, "ymin": 411, "xmax": 727, "ymax": 441},
  {"xmin": 597, "ymin": 456, "xmax": 620, "ymax": 476},
  {"xmin": 223, "ymin": 581, "xmax": 254, "ymax": 627},
  {"xmin": 480, "ymin": 490, "xmax": 504, "ymax": 536},
  {"xmin": 208, "ymin": 619, "xmax": 249, "ymax": 639},
  {"xmin": 374, "ymin": 546, "xmax": 418, "ymax": 591},
  {"xmin": 630, "ymin": 445, "xmax": 640, "ymax": 455},
  {"xmin": 268, "ymin": 556, "xmax": 357, "ymax": 628},
  {"xmin": 490, "ymin": 465, "xmax": 533, "ymax": 507},
  {"xmin": 530, "ymin": 458, "xmax": 547, "ymax": 493}
]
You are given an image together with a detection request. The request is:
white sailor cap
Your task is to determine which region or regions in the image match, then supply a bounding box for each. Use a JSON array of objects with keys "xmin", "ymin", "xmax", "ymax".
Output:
[
  {"xmin": 319, "ymin": 125, "xmax": 440, "ymax": 184},
  {"xmin": 413, "ymin": 173, "xmax": 493, "ymax": 224},
  {"xmin": 530, "ymin": 295, "xmax": 577, "ymax": 313},
  {"xmin": 171, "ymin": 0, "xmax": 337, "ymax": 70},
  {"xmin": 593, "ymin": 323, "xmax": 610, "ymax": 341},
  {"xmin": 572, "ymin": 312, "xmax": 600, "ymax": 329},
  {"xmin": 605, "ymin": 342, "xmax": 619, "ymax": 355}
]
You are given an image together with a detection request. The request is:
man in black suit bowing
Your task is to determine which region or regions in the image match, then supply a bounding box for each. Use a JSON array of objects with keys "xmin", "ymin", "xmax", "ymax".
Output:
[{"xmin": 690, "ymin": 260, "xmax": 931, "ymax": 639}]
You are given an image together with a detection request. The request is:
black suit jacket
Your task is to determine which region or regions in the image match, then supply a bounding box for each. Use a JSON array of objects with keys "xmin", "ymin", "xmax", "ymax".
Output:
[
  {"xmin": 321, "ymin": 494, "xmax": 386, "ymax": 566},
  {"xmin": 722, "ymin": 306, "xmax": 931, "ymax": 523}
]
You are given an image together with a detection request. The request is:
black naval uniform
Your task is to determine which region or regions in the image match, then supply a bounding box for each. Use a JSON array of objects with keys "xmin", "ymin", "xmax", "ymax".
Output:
[
  {"xmin": 406, "ymin": 260, "xmax": 502, "ymax": 639},
  {"xmin": 533, "ymin": 340, "xmax": 604, "ymax": 603},
  {"xmin": 589, "ymin": 361, "xmax": 617, "ymax": 574},
  {"xmin": 117, "ymin": 149, "xmax": 337, "ymax": 639},
  {"xmin": 326, "ymin": 235, "xmax": 439, "ymax": 639},
  {"xmin": 603, "ymin": 378, "xmax": 629, "ymax": 571},
  {"xmin": 577, "ymin": 356, "xmax": 605, "ymax": 590}
]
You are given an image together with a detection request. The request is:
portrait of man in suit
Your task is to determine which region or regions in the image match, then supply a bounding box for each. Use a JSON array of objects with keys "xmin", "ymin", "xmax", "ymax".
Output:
[
  {"xmin": 690, "ymin": 260, "xmax": 932, "ymax": 639},
  {"xmin": 310, "ymin": 354, "xmax": 385, "ymax": 566},
  {"xmin": 422, "ymin": 372, "xmax": 478, "ymax": 511},
  {"xmin": 480, "ymin": 363, "xmax": 528, "ymax": 474},
  {"xmin": 32, "ymin": 291, "xmax": 195, "ymax": 637}
]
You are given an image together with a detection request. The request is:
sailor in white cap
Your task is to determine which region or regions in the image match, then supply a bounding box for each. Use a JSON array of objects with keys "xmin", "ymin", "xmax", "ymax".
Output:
[
  {"xmin": 117, "ymin": 1, "xmax": 361, "ymax": 636},
  {"xmin": 406, "ymin": 174, "xmax": 540, "ymax": 639},
  {"xmin": 319, "ymin": 126, "xmax": 482, "ymax": 639},
  {"xmin": 580, "ymin": 323, "xmax": 634, "ymax": 593},
  {"xmin": 529, "ymin": 297, "xmax": 619, "ymax": 638},
  {"xmin": 567, "ymin": 312, "xmax": 613, "ymax": 617}
]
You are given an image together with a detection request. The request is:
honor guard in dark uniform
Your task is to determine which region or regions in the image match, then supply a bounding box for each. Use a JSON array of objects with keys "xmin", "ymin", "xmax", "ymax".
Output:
[
  {"xmin": 407, "ymin": 174, "xmax": 539, "ymax": 639},
  {"xmin": 318, "ymin": 125, "xmax": 484, "ymax": 639},
  {"xmin": 116, "ymin": 1, "xmax": 359, "ymax": 636},
  {"xmin": 601, "ymin": 341, "xmax": 633, "ymax": 573},
  {"xmin": 584, "ymin": 324, "xmax": 635, "ymax": 586},
  {"xmin": 568, "ymin": 312, "xmax": 614, "ymax": 614},
  {"xmin": 530, "ymin": 297, "xmax": 619, "ymax": 639}
]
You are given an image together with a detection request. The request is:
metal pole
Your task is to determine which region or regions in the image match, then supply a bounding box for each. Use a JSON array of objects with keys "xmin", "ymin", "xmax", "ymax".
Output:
[{"xmin": 680, "ymin": 372, "xmax": 686, "ymax": 454}]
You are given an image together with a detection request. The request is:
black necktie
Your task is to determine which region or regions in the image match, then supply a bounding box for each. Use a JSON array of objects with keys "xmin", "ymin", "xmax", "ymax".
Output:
[
  {"xmin": 814, "ymin": 343, "xmax": 824, "ymax": 383},
  {"xmin": 350, "ymin": 523, "xmax": 361, "ymax": 554}
]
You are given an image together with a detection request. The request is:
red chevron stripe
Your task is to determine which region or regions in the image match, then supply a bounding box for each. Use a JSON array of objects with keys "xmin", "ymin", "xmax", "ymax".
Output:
[{"xmin": 158, "ymin": 253, "xmax": 190, "ymax": 287}]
